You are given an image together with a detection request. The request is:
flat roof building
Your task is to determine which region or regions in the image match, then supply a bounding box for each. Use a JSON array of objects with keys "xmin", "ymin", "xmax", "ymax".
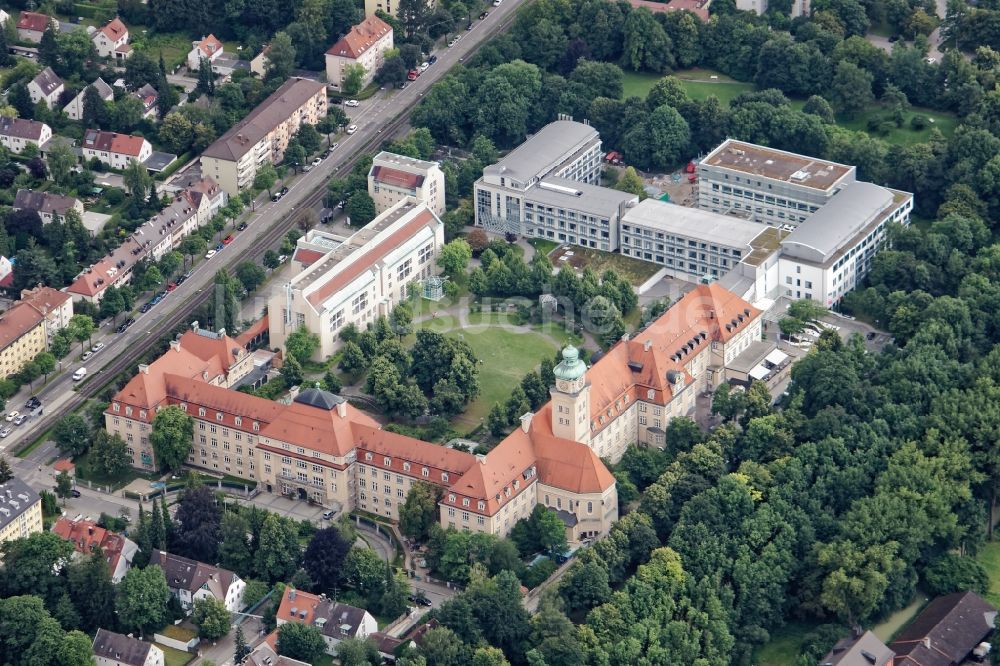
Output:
[
  {"xmin": 698, "ymin": 139, "xmax": 856, "ymax": 226},
  {"xmin": 368, "ymin": 151, "xmax": 446, "ymax": 216}
]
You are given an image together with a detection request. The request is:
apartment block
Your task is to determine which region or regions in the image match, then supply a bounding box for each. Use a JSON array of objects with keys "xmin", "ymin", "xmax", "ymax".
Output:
[
  {"xmin": 0, "ymin": 302, "xmax": 46, "ymax": 379},
  {"xmin": 268, "ymin": 199, "xmax": 445, "ymax": 359},
  {"xmin": 520, "ymin": 179, "xmax": 637, "ymax": 252},
  {"xmin": 368, "ymin": 151, "xmax": 446, "ymax": 216},
  {"xmin": 0, "ymin": 478, "xmax": 42, "ymax": 545},
  {"xmin": 201, "ymin": 78, "xmax": 327, "ymax": 195},
  {"xmin": 697, "ymin": 139, "xmax": 856, "ymax": 226},
  {"xmin": 474, "ymin": 120, "xmax": 604, "ymax": 235},
  {"xmin": 19, "ymin": 285, "xmax": 73, "ymax": 338},
  {"xmin": 325, "ymin": 15, "xmax": 393, "ymax": 90}
]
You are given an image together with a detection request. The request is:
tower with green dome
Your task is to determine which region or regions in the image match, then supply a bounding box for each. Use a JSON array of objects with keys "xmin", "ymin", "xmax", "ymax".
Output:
[{"xmin": 549, "ymin": 345, "xmax": 592, "ymax": 444}]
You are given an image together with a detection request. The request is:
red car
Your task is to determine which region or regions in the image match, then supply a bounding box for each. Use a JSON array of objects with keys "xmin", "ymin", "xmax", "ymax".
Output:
[
  {"xmin": 222, "ymin": 234, "xmax": 234, "ymax": 245},
  {"xmin": 407, "ymin": 69, "xmax": 419, "ymax": 81},
  {"xmin": 166, "ymin": 282, "xmax": 178, "ymax": 292}
]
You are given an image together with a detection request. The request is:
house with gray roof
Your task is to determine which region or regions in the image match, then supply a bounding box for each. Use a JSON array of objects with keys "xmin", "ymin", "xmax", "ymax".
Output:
[
  {"xmin": 92, "ymin": 629, "xmax": 163, "ymax": 666},
  {"xmin": 149, "ymin": 550, "xmax": 245, "ymax": 613},
  {"xmin": 27, "ymin": 67, "xmax": 64, "ymax": 109},
  {"xmin": 14, "ymin": 189, "xmax": 83, "ymax": 224},
  {"xmin": 64, "ymin": 78, "xmax": 114, "ymax": 120},
  {"xmin": 0, "ymin": 117, "xmax": 52, "ymax": 154},
  {"xmin": 819, "ymin": 630, "xmax": 893, "ymax": 666}
]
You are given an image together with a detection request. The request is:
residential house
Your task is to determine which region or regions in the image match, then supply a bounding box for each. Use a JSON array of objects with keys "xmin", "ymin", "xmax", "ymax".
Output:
[
  {"xmin": 52, "ymin": 517, "xmax": 138, "ymax": 583},
  {"xmin": 92, "ymin": 17, "xmax": 131, "ymax": 60},
  {"xmin": 92, "ymin": 630, "xmax": 164, "ymax": 666},
  {"xmin": 324, "ymin": 15, "xmax": 393, "ymax": 90},
  {"xmin": 890, "ymin": 591, "xmax": 997, "ymax": 666},
  {"xmin": 0, "ymin": 478, "xmax": 42, "ymax": 545},
  {"xmin": 150, "ymin": 550, "xmax": 245, "ymax": 613},
  {"xmin": 81, "ymin": 129, "xmax": 152, "ymax": 170},
  {"xmin": 187, "ymin": 34, "xmax": 224, "ymax": 71},
  {"xmin": 19, "ymin": 285, "xmax": 73, "ymax": 337},
  {"xmin": 16, "ymin": 11, "xmax": 54, "ymax": 43},
  {"xmin": 200, "ymin": 77, "xmax": 327, "ymax": 195},
  {"xmin": 269, "ymin": 199, "xmax": 445, "ymax": 359},
  {"xmin": 144, "ymin": 177, "xmax": 225, "ymax": 260},
  {"xmin": 27, "ymin": 67, "xmax": 64, "ymax": 110},
  {"xmin": 276, "ymin": 588, "xmax": 378, "ymax": 654},
  {"xmin": 250, "ymin": 45, "xmax": 270, "ymax": 77},
  {"xmin": 364, "ymin": 0, "xmax": 427, "ymax": 18},
  {"xmin": 65, "ymin": 234, "xmax": 152, "ymax": 303},
  {"xmin": 368, "ymin": 151, "xmax": 446, "ymax": 215},
  {"xmin": 63, "ymin": 77, "xmax": 114, "ymax": 120},
  {"xmin": 13, "ymin": 189, "xmax": 84, "ymax": 225},
  {"xmin": 0, "ymin": 301, "xmax": 46, "ymax": 378},
  {"xmin": 0, "ymin": 117, "xmax": 51, "ymax": 154},
  {"xmin": 132, "ymin": 84, "xmax": 158, "ymax": 120},
  {"xmin": 0, "ymin": 256, "xmax": 13, "ymax": 291},
  {"xmin": 820, "ymin": 630, "xmax": 893, "ymax": 666},
  {"xmin": 243, "ymin": 641, "xmax": 309, "ymax": 666}
]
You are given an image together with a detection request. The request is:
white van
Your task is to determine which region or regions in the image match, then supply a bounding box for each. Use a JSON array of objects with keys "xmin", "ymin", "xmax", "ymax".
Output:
[{"xmin": 72, "ymin": 367, "xmax": 87, "ymax": 382}]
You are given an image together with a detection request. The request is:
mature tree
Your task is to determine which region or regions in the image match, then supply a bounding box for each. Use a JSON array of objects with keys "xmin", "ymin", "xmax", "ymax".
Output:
[
  {"xmin": 67, "ymin": 551, "xmax": 117, "ymax": 633},
  {"xmin": 284, "ymin": 141, "xmax": 306, "ymax": 171},
  {"xmin": 265, "ymin": 32, "xmax": 296, "ymax": 82},
  {"xmin": 218, "ymin": 511, "xmax": 252, "ymax": 577},
  {"xmin": 829, "ymin": 60, "xmax": 874, "ymax": 119},
  {"xmin": 116, "ymin": 565, "xmax": 171, "ymax": 637},
  {"xmin": 277, "ymin": 623, "xmax": 327, "ymax": 663},
  {"xmin": 285, "ymin": 327, "xmax": 320, "ymax": 364},
  {"xmin": 69, "ymin": 314, "xmax": 95, "ymax": 351},
  {"xmin": 337, "ymin": 638, "xmax": 382, "ymax": 666},
  {"xmin": 53, "ymin": 414, "xmax": 91, "ymax": 457},
  {"xmin": 1, "ymin": 531, "xmax": 74, "ymax": 603},
  {"xmin": 390, "ymin": 301, "xmax": 413, "ymax": 338},
  {"xmin": 614, "ymin": 166, "xmax": 646, "ymax": 198},
  {"xmin": 174, "ymin": 485, "xmax": 222, "ymax": 562},
  {"xmin": 196, "ymin": 57, "xmax": 215, "ymax": 96},
  {"xmin": 122, "ymin": 159, "xmax": 152, "ymax": 200},
  {"xmin": 90, "ymin": 431, "xmax": 131, "ymax": 479},
  {"xmin": 192, "ymin": 597, "xmax": 232, "ymax": 640},
  {"xmin": 253, "ymin": 163, "xmax": 278, "ymax": 196},
  {"xmin": 125, "ymin": 51, "xmax": 159, "ymax": 89},
  {"xmin": 235, "ymin": 261, "xmax": 267, "ymax": 293},
  {"xmin": 180, "ymin": 235, "xmax": 208, "ymax": 267},
  {"xmin": 55, "ymin": 471, "xmax": 74, "ymax": 504},
  {"xmin": 302, "ymin": 524, "xmax": 353, "ymax": 592},
  {"xmin": 339, "ymin": 341, "xmax": 367, "ymax": 373},
  {"xmin": 560, "ymin": 557, "xmax": 611, "ymax": 614},
  {"xmin": 377, "ymin": 54, "xmax": 408, "ymax": 88},
  {"xmin": 400, "ymin": 482, "xmax": 444, "ymax": 543},
  {"xmin": 254, "ymin": 513, "xmax": 301, "ymax": 583},
  {"xmin": 437, "ymin": 239, "xmax": 472, "ymax": 277},
  {"xmin": 0, "ymin": 456, "xmax": 12, "ymax": 483},
  {"xmin": 346, "ymin": 191, "xmax": 377, "ymax": 226},
  {"xmin": 159, "ymin": 112, "xmax": 194, "ymax": 154},
  {"xmin": 46, "ymin": 141, "xmax": 76, "ymax": 188},
  {"xmin": 149, "ymin": 405, "xmax": 194, "ymax": 472},
  {"xmin": 343, "ymin": 64, "xmax": 367, "ymax": 95}
]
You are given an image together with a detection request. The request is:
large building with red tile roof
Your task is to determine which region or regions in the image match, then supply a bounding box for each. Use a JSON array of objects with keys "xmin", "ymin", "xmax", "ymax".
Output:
[
  {"xmin": 52, "ymin": 517, "xmax": 138, "ymax": 582},
  {"xmin": 369, "ymin": 151, "xmax": 446, "ymax": 216},
  {"xmin": 275, "ymin": 588, "xmax": 377, "ymax": 654},
  {"xmin": 268, "ymin": 198, "xmax": 445, "ymax": 360},
  {"xmin": 325, "ymin": 15, "xmax": 393, "ymax": 90},
  {"xmin": 107, "ymin": 279, "xmax": 761, "ymax": 543}
]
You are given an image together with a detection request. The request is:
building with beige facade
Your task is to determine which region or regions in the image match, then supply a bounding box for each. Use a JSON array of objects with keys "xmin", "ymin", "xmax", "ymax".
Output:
[
  {"xmin": 325, "ymin": 15, "xmax": 393, "ymax": 90},
  {"xmin": 0, "ymin": 301, "xmax": 46, "ymax": 379},
  {"xmin": 268, "ymin": 199, "xmax": 445, "ymax": 360},
  {"xmin": 19, "ymin": 285, "xmax": 73, "ymax": 338},
  {"xmin": 201, "ymin": 78, "xmax": 327, "ymax": 196},
  {"xmin": 368, "ymin": 151, "xmax": 445, "ymax": 216},
  {"xmin": 364, "ymin": 0, "xmax": 433, "ymax": 18},
  {"xmin": 105, "ymin": 281, "xmax": 764, "ymax": 544},
  {"xmin": 93, "ymin": 630, "xmax": 163, "ymax": 666},
  {"xmin": 0, "ymin": 478, "xmax": 43, "ymax": 546},
  {"xmin": 0, "ymin": 117, "xmax": 51, "ymax": 154}
]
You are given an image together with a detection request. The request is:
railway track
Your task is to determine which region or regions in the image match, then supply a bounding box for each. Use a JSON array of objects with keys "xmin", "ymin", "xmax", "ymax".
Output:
[{"xmin": 18, "ymin": 8, "xmax": 520, "ymax": 455}]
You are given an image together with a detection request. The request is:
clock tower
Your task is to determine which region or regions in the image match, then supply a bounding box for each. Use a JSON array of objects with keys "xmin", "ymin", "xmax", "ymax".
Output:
[{"xmin": 549, "ymin": 346, "xmax": 591, "ymax": 445}]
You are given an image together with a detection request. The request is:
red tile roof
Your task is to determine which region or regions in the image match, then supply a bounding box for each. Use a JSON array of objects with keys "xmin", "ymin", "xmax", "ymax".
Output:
[
  {"xmin": 371, "ymin": 165, "xmax": 424, "ymax": 190},
  {"xmin": 261, "ymin": 400, "xmax": 379, "ymax": 458},
  {"xmin": 0, "ymin": 302, "xmax": 44, "ymax": 352},
  {"xmin": 17, "ymin": 12, "xmax": 52, "ymax": 33},
  {"xmin": 195, "ymin": 34, "xmax": 223, "ymax": 59},
  {"xmin": 53, "ymin": 459, "xmax": 75, "ymax": 473},
  {"xmin": 82, "ymin": 129, "xmax": 148, "ymax": 157},
  {"xmin": 52, "ymin": 517, "xmax": 134, "ymax": 577},
  {"xmin": 235, "ymin": 315, "xmax": 269, "ymax": 348},
  {"xmin": 306, "ymin": 208, "xmax": 436, "ymax": 307},
  {"xmin": 326, "ymin": 15, "xmax": 392, "ymax": 60},
  {"xmin": 97, "ymin": 17, "xmax": 128, "ymax": 41},
  {"xmin": 293, "ymin": 248, "xmax": 325, "ymax": 268},
  {"xmin": 19, "ymin": 285, "xmax": 71, "ymax": 317}
]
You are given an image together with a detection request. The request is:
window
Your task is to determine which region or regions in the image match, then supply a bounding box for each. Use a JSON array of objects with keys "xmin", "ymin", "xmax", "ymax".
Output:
[
  {"xmin": 383, "ymin": 456, "xmax": 391, "ymax": 466},
  {"xmin": 441, "ymin": 472, "xmax": 449, "ymax": 482},
  {"xmin": 478, "ymin": 500, "xmax": 485, "ymax": 510},
  {"xmin": 352, "ymin": 292, "xmax": 369, "ymax": 315},
  {"xmin": 461, "ymin": 511, "xmax": 469, "ymax": 522},
  {"xmin": 462, "ymin": 498, "xmax": 470, "ymax": 507},
  {"xmin": 422, "ymin": 467, "xmax": 429, "ymax": 477},
  {"xmin": 477, "ymin": 516, "xmax": 485, "ymax": 525},
  {"xmin": 329, "ymin": 309, "xmax": 345, "ymax": 332}
]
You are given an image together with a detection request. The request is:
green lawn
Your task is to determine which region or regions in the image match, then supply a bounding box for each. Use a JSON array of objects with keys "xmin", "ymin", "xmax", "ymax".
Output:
[
  {"xmin": 528, "ymin": 238, "xmax": 560, "ymax": 257},
  {"xmin": 549, "ymin": 245, "xmax": 662, "ymax": 286},
  {"xmin": 621, "ymin": 68, "xmax": 957, "ymax": 146},
  {"xmin": 753, "ymin": 621, "xmax": 819, "ymax": 666},
  {"xmin": 441, "ymin": 326, "xmax": 562, "ymax": 429},
  {"xmin": 977, "ymin": 541, "xmax": 1000, "ymax": 608},
  {"xmin": 154, "ymin": 643, "xmax": 193, "ymax": 666}
]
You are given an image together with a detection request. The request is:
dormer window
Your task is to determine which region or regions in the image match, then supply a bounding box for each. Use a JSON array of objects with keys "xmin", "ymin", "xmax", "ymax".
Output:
[
  {"xmin": 383, "ymin": 457, "xmax": 391, "ymax": 466},
  {"xmin": 180, "ymin": 403, "xmax": 187, "ymax": 411},
  {"xmin": 448, "ymin": 494, "xmax": 455, "ymax": 503},
  {"xmin": 462, "ymin": 498, "xmax": 470, "ymax": 507},
  {"xmin": 235, "ymin": 416, "xmax": 242, "ymax": 426},
  {"xmin": 113, "ymin": 403, "xmax": 120, "ymax": 412},
  {"xmin": 504, "ymin": 487, "xmax": 511, "ymax": 497},
  {"xmin": 403, "ymin": 462, "xmax": 410, "ymax": 472},
  {"xmin": 216, "ymin": 412, "xmax": 223, "ymax": 421},
  {"xmin": 647, "ymin": 389, "xmax": 655, "ymax": 400},
  {"xmin": 199, "ymin": 407, "xmax": 206, "ymax": 417},
  {"xmin": 422, "ymin": 467, "xmax": 429, "ymax": 477},
  {"xmin": 441, "ymin": 472, "xmax": 449, "ymax": 482},
  {"xmin": 253, "ymin": 422, "xmax": 259, "ymax": 431},
  {"xmin": 365, "ymin": 453, "xmax": 372, "ymax": 461},
  {"xmin": 478, "ymin": 500, "xmax": 485, "ymax": 510}
]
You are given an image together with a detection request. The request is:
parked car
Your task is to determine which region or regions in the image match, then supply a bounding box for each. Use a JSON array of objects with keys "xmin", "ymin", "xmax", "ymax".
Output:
[
  {"xmin": 72, "ymin": 367, "xmax": 87, "ymax": 381},
  {"xmin": 5, "ymin": 411, "xmax": 18, "ymax": 422},
  {"xmin": 117, "ymin": 318, "xmax": 135, "ymax": 334},
  {"xmin": 237, "ymin": 222, "xmax": 248, "ymax": 231},
  {"xmin": 81, "ymin": 350, "xmax": 93, "ymax": 361},
  {"xmin": 407, "ymin": 69, "xmax": 419, "ymax": 81},
  {"xmin": 479, "ymin": 11, "xmax": 489, "ymax": 18},
  {"xmin": 346, "ymin": 124, "xmax": 358, "ymax": 134},
  {"xmin": 91, "ymin": 342, "xmax": 104, "ymax": 352},
  {"xmin": 312, "ymin": 157, "xmax": 322, "ymax": 167},
  {"xmin": 13, "ymin": 414, "xmax": 27, "ymax": 426},
  {"xmin": 24, "ymin": 396, "xmax": 41, "ymax": 410},
  {"xmin": 140, "ymin": 303, "xmax": 152, "ymax": 313},
  {"xmin": 215, "ymin": 243, "xmax": 224, "ymax": 251},
  {"xmin": 277, "ymin": 254, "xmax": 288, "ymax": 264},
  {"xmin": 419, "ymin": 62, "xmax": 429, "ymax": 72},
  {"xmin": 303, "ymin": 163, "xmax": 313, "ymax": 172},
  {"xmin": 322, "ymin": 510, "xmax": 336, "ymax": 520},
  {"xmin": 205, "ymin": 249, "xmax": 218, "ymax": 260},
  {"xmin": 448, "ymin": 38, "xmax": 457, "ymax": 47},
  {"xmin": 0, "ymin": 428, "xmax": 11, "ymax": 438},
  {"xmin": 271, "ymin": 193, "xmax": 281, "ymax": 202},
  {"xmin": 429, "ymin": 55, "xmax": 438, "ymax": 64},
  {"xmin": 280, "ymin": 187, "xmax": 288, "ymax": 196},
  {"xmin": 222, "ymin": 235, "xmax": 234, "ymax": 245},
  {"xmin": 345, "ymin": 99, "xmax": 360, "ymax": 107},
  {"xmin": 166, "ymin": 282, "xmax": 178, "ymax": 292},
  {"xmin": 176, "ymin": 274, "xmax": 189, "ymax": 285}
]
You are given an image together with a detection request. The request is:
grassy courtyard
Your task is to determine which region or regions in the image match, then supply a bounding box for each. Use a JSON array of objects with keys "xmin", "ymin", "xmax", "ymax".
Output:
[
  {"xmin": 549, "ymin": 245, "xmax": 662, "ymax": 286},
  {"xmin": 154, "ymin": 643, "xmax": 193, "ymax": 666},
  {"xmin": 977, "ymin": 540, "xmax": 1000, "ymax": 607},
  {"xmin": 753, "ymin": 621, "xmax": 819, "ymax": 666}
]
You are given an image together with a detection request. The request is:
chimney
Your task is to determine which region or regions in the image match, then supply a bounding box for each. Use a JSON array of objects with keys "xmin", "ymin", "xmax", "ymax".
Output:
[
  {"xmin": 289, "ymin": 589, "xmax": 297, "ymax": 601},
  {"xmin": 336, "ymin": 401, "xmax": 347, "ymax": 418},
  {"xmin": 169, "ymin": 340, "xmax": 181, "ymax": 352},
  {"xmin": 218, "ymin": 328, "xmax": 226, "ymax": 337},
  {"xmin": 643, "ymin": 339, "xmax": 652, "ymax": 352},
  {"xmin": 922, "ymin": 637, "xmax": 931, "ymax": 649},
  {"xmin": 191, "ymin": 320, "xmax": 199, "ymax": 331},
  {"xmin": 288, "ymin": 385, "xmax": 300, "ymax": 401},
  {"xmin": 519, "ymin": 412, "xmax": 533, "ymax": 433},
  {"xmin": 138, "ymin": 363, "xmax": 149, "ymax": 375},
  {"xmin": 88, "ymin": 526, "xmax": 94, "ymax": 535}
]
